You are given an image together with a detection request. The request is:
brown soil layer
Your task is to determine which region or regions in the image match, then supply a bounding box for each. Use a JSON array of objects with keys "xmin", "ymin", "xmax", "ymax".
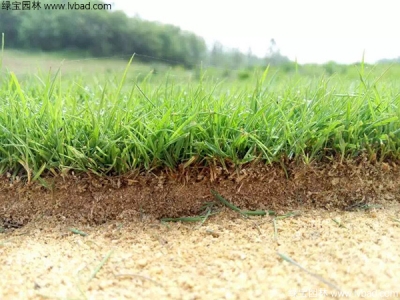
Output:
[{"xmin": 1, "ymin": 159, "xmax": 399, "ymax": 226}]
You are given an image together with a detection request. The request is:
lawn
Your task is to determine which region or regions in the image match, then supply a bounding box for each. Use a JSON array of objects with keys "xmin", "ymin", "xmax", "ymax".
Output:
[{"xmin": 0, "ymin": 50, "xmax": 399, "ymax": 181}]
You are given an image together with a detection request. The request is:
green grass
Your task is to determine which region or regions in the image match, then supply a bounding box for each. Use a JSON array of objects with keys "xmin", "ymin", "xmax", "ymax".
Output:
[{"xmin": 0, "ymin": 51, "xmax": 400, "ymax": 181}]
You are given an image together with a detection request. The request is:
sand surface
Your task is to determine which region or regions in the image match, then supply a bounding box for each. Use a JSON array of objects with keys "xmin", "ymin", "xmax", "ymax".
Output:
[{"xmin": 1, "ymin": 205, "xmax": 400, "ymax": 300}]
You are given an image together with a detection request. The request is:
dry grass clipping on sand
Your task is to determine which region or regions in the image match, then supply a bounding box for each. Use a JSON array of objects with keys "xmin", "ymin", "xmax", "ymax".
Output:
[{"xmin": 1, "ymin": 203, "xmax": 400, "ymax": 300}]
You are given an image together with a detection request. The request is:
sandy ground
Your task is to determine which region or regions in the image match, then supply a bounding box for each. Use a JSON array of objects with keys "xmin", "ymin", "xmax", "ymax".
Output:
[{"xmin": 1, "ymin": 205, "xmax": 400, "ymax": 300}]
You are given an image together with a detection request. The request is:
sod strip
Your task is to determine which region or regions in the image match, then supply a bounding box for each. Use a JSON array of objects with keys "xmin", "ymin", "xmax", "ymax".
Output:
[
  {"xmin": 277, "ymin": 252, "xmax": 343, "ymax": 293},
  {"xmin": 1, "ymin": 59, "xmax": 400, "ymax": 177}
]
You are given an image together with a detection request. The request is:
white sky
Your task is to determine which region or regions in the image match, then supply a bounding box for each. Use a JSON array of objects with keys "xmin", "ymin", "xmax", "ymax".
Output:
[{"xmin": 112, "ymin": 0, "xmax": 400, "ymax": 64}]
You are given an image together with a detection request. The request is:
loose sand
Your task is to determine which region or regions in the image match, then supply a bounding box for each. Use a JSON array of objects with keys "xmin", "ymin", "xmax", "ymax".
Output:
[{"xmin": 1, "ymin": 204, "xmax": 400, "ymax": 300}]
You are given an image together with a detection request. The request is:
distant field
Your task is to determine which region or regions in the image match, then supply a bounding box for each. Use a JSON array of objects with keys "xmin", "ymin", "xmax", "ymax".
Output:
[
  {"xmin": 0, "ymin": 50, "xmax": 399, "ymax": 179},
  {"xmin": 1, "ymin": 49, "xmax": 130, "ymax": 74},
  {"xmin": 0, "ymin": 50, "xmax": 198, "ymax": 84}
]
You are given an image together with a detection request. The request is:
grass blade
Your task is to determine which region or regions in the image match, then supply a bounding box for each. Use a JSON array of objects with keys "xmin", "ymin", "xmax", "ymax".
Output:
[
  {"xmin": 88, "ymin": 250, "xmax": 114, "ymax": 283},
  {"xmin": 211, "ymin": 189, "xmax": 248, "ymax": 218},
  {"xmin": 241, "ymin": 210, "xmax": 275, "ymax": 216},
  {"xmin": 161, "ymin": 216, "xmax": 205, "ymax": 222},
  {"xmin": 277, "ymin": 252, "xmax": 343, "ymax": 293},
  {"xmin": 331, "ymin": 218, "xmax": 347, "ymax": 229},
  {"xmin": 195, "ymin": 206, "xmax": 213, "ymax": 229},
  {"xmin": 69, "ymin": 228, "xmax": 88, "ymax": 237},
  {"xmin": 275, "ymin": 212, "xmax": 300, "ymax": 220},
  {"xmin": 211, "ymin": 189, "xmax": 242, "ymax": 213}
]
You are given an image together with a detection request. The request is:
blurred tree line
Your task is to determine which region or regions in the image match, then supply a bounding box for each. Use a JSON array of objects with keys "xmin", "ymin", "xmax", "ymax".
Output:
[
  {"xmin": 207, "ymin": 40, "xmax": 291, "ymax": 71},
  {"xmin": 0, "ymin": 0, "xmax": 291, "ymax": 69},
  {"xmin": 0, "ymin": 0, "xmax": 207, "ymax": 68}
]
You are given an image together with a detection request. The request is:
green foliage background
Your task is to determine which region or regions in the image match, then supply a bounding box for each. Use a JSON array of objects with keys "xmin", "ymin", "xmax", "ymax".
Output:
[{"xmin": 0, "ymin": 0, "xmax": 208, "ymax": 68}]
